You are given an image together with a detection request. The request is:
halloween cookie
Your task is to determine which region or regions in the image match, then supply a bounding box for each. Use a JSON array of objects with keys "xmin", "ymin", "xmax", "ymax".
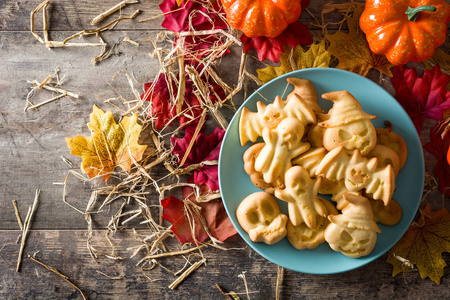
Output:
[
  {"xmin": 243, "ymin": 143, "xmax": 284, "ymax": 194},
  {"xmin": 324, "ymin": 194, "xmax": 381, "ymax": 258},
  {"xmin": 318, "ymin": 91, "xmax": 377, "ymax": 156},
  {"xmin": 376, "ymin": 121, "xmax": 408, "ymax": 170},
  {"xmin": 286, "ymin": 77, "xmax": 323, "ymax": 113},
  {"xmin": 307, "ymin": 124, "xmax": 326, "ymax": 148},
  {"xmin": 255, "ymin": 118, "xmax": 310, "ymax": 184},
  {"xmin": 292, "ymin": 147, "xmax": 327, "ymax": 178},
  {"xmin": 368, "ymin": 196, "xmax": 403, "ymax": 226},
  {"xmin": 239, "ymin": 95, "xmax": 316, "ymax": 146},
  {"xmin": 287, "ymin": 197, "xmax": 337, "ymax": 250},
  {"xmin": 236, "ymin": 192, "xmax": 288, "ymax": 245},
  {"xmin": 315, "ymin": 146, "xmax": 395, "ymax": 205},
  {"xmin": 366, "ymin": 144, "xmax": 401, "ymax": 177},
  {"xmin": 275, "ymin": 166, "xmax": 327, "ymax": 228}
]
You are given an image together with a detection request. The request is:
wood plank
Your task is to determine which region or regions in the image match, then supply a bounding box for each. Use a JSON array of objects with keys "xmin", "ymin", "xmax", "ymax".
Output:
[
  {"xmin": 0, "ymin": 29, "xmax": 175, "ymax": 230},
  {"xmin": 0, "ymin": 0, "xmax": 348, "ymax": 32},
  {"xmin": 0, "ymin": 29, "xmax": 252, "ymax": 230},
  {"xmin": 1, "ymin": 0, "xmax": 450, "ymax": 298},
  {"xmin": 0, "ymin": 230, "xmax": 448, "ymax": 299}
]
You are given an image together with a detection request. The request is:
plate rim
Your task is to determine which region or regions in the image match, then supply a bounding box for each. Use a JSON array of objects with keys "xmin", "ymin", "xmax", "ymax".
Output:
[{"xmin": 218, "ymin": 68, "xmax": 425, "ymax": 274}]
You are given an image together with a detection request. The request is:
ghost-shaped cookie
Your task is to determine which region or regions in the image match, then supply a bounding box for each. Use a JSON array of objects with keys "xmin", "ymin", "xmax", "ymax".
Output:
[
  {"xmin": 255, "ymin": 118, "xmax": 310, "ymax": 184},
  {"xmin": 324, "ymin": 193, "xmax": 381, "ymax": 258},
  {"xmin": 318, "ymin": 91, "xmax": 377, "ymax": 156},
  {"xmin": 275, "ymin": 166, "xmax": 328, "ymax": 228}
]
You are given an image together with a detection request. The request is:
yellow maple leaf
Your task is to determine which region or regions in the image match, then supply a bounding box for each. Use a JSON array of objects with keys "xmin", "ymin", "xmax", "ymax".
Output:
[
  {"xmin": 325, "ymin": 3, "xmax": 393, "ymax": 77},
  {"xmin": 66, "ymin": 105, "xmax": 147, "ymax": 181},
  {"xmin": 256, "ymin": 41, "xmax": 331, "ymax": 84},
  {"xmin": 386, "ymin": 204, "xmax": 450, "ymax": 284}
]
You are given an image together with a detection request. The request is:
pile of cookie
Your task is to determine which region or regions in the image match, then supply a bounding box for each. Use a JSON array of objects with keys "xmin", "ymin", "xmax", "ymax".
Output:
[{"xmin": 236, "ymin": 78, "xmax": 407, "ymax": 258}]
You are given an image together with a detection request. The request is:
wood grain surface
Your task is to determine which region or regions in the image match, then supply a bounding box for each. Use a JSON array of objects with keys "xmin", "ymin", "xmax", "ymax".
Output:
[{"xmin": 1, "ymin": 0, "xmax": 449, "ymax": 299}]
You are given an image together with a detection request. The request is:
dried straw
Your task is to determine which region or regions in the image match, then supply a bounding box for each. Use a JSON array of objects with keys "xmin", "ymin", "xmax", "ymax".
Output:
[
  {"xmin": 28, "ymin": 255, "xmax": 87, "ymax": 300},
  {"xmin": 91, "ymin": 0, "xmax": 139, "ymax": 25},
  {"xmin": 16, "ymin": 189, "xmax": 40, "ymax": 272},
  {"xmin": 168, "ymin": 258, "xmax": 206, "ymax": 289},
  {"xmin": 57, "ymin": 0, "xmax": 255, "ymax": 289},
  {"xmin": 31, "ymin": 0, "xmax": 140, "ymax": 65},
  {"xmin": 12, "ymin": 200, "xmax": 23, "ymax": 230}
]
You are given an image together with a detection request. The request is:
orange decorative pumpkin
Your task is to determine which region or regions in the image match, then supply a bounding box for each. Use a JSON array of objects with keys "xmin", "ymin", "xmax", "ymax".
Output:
[
  {"xmin": 360, "ymin": 0, "xmax": 450, "ymax": 65},
  {"xmin": 221, "ymin": 0, "xmax": 302, "ymax": 38}
]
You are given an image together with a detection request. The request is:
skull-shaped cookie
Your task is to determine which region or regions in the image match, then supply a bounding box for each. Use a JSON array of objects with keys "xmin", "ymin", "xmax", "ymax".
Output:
[
  {"xmin": 275, "ymin": 166, "xmax": 328, "ymax": 228},
  {"xmin": 239, "ymin": 94, "xmax": 316, "ymax": 146},
  {"xmin": 324, "ymin": 194, "xmax": 381, "ymax": 258},
  {"xmin": 236, "ymin": 192, "xmax": 288, "ymax": 245},
  {"xmin": 318, "ymin": 91, "xmax": 377, "ymax": 156},
  {"xmin": 287, "ymin": 197, "xmax": 338, "ymax": 250},
  {"xmin": 255, "ymin": 118, "xmax": 310, "ymax": 184}
]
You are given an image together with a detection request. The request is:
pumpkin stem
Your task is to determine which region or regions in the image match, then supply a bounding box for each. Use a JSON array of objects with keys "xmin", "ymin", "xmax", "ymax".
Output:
[{"xmin": 405, "ymin": 5, "xmax": 437, "ymax": 22}]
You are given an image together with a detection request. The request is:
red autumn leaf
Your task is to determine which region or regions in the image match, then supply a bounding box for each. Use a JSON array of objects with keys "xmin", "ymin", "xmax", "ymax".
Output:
[
  {"xmin": 424, "ymin": 120, "xmax": 450, "ymax": 196},
  {"xmin": 241, "ymin": 22, "xmax": 313, "ymax": 63},
  {"xmin": 141, "ymin": 74, "xmax": 176, "ymax": 131},
  {"xmin": 391, "ymin": 65, "xmax": 450, "ymax": 133},
  {"xmin": 171, "ymin": 125, "xmax": 225, "ymax": 191},
  {"xmin": 178, "ymin": 34, "xmax": 229, "ymax": 59},
  {"xmin": 161, "ymin": 195, "xmax": 195, "ymax": 244},
  {"xmin": 141, "ymin": 72, "xmax": 224, "ymax": 131},
  {"xmin": 160, "ymin": 0, "xmax": 228, "ymax": 58},
  {"xmin": 161, "ymin": 179, "xmax": 237, "ymax": 244},
  {"xmin": 178, "ymin": 83, "xmax": 204, "ymax": 127},
  {"xmin": 160, "ymin": 0, "xmax": 227, "ymax": 32},
  {"xmin": 182, "ymin": 177, "xmax": 237, "ymax": 242}
]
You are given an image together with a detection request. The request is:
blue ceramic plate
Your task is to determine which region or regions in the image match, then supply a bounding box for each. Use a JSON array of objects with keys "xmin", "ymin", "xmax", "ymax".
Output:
[{"xmin": 218, "ymin": 68, "xmax": 424, "ymax": 274}]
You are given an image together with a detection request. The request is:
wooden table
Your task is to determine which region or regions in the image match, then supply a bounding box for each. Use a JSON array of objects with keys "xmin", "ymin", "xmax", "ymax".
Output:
[{"xmin": 1, "ymin": 0, "xmax": 449, "ymax": 299}]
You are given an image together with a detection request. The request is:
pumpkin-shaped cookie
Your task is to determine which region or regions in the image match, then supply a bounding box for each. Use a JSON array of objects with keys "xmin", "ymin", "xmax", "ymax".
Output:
[
  {"xmin": 324, "ymin": 194, "xmax": 381, "ymax": 258},
  {"xmin": 318, "ymin": 91, "xmax": 377, "ymax": 156}
]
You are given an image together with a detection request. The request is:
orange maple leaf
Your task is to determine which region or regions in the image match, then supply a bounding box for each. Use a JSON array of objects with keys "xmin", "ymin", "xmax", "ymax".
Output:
[
  {"xmin": 66, "ymin": 105, "xmax": 147, "ymax": 181},
  {"xmin": 387, "ymin": 204, "xmax": 450, "ymax": 284},
  {"xmin": 325, "ymin": 3, "xmax": 393, "ymax": 77}
]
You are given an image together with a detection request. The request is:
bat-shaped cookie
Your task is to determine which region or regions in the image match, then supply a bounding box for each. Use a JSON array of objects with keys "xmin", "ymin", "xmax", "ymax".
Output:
[
  {"xmin": 315, "ymin": 146, "xmax": 395, "ymax": 205},
  {"xmin": 239, "ymin": 94, "xmax": 316, "ymax": 146}
]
